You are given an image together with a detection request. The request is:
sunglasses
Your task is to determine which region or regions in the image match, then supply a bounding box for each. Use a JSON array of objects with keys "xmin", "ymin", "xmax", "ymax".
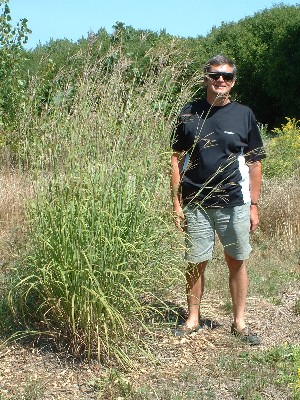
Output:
[{"xmin": 206, "ymin": 72, "xmax": 235, "ymax": 81}]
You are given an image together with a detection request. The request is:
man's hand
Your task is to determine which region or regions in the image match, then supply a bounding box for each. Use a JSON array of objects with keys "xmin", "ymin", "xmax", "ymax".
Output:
[
  {"xmin": 173, "ymin": 204, "xmax": 186, "ymax": 232},
  {"xmin": 170, "ymin": 151, "xmax": 186, "ymax": 232},
  {"xmin": 249, "ymin": 161, "xmax": 262, "ymax": 232},
  {"xmin": 250, "ymin": 204, "xmax": 259, "ymax": 231}
]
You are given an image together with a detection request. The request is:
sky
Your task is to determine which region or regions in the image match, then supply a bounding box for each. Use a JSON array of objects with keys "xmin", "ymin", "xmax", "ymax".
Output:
[{"xmin": 8, "ymin": 0, "xmax": 300, "ymax": 49}]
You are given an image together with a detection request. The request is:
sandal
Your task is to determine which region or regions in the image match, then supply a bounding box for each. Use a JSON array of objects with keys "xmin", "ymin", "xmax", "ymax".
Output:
[
  {"xmin": 174, "ymin": 322, "xmax": 202, "ymax": 337},
  {"xmin": 231, "ymin": 323, "xmax": 261, "ymax": 345}
]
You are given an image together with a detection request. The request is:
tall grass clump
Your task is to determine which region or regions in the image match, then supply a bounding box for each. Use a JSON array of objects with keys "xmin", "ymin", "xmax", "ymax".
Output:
[{"xmin": 7, "ymin": 46, "xmax": 199, "ymax": 364}]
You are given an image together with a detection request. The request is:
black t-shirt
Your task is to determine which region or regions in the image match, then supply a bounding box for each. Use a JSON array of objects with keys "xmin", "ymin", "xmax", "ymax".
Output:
[{"xmin": 171, "ymin": 99, "xmax": 266, "ymax": 208}]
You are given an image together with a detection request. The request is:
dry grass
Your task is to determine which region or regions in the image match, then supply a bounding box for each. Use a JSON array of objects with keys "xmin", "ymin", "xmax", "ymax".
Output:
[
  {"xmin": 0, "ymin": 171, "xmax": 25, "ymax": 229},
  {"xmin": 0, "ymin": 170, "xmax": 31, "ymax": 272},
  {"xmin": 259, "ymin": 175, "xmax": 300, "ymax": 248}
]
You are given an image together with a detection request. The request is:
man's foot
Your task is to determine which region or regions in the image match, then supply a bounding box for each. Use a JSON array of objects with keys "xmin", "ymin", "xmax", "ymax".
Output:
[
  {"xmin": 231, "ymin": 323, "xmax": 261, "ymax": 345},
  {"xmin": 174, "ymin": 323, "xmax": 202, "ymax": 337}
]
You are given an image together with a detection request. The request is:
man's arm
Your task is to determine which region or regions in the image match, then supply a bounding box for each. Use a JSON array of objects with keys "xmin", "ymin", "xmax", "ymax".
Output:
[
  {"xmin": 170, "ymin": 151, "xmax": 185, "ymax": 231},
  {"xmin": 249, "ymin": 160, "xmax": 262, "ymax": 231}
]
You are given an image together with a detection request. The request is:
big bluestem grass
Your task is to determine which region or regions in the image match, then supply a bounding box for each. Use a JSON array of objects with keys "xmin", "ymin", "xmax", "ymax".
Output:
[{"xmin": 6, "ymin": 46, "xmax": 198, "ymax": 364}]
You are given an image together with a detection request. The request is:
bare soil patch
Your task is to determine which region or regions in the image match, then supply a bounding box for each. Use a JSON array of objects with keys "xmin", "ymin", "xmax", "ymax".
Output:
[{"xmin": 1, "ymin": 285, "xmax": 299, "ymax": 399}]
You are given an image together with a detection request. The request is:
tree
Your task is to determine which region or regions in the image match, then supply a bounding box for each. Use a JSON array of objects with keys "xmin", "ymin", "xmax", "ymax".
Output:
[
  {"xmin": 202, "ymin": 4, "xmax": 300, "ymax": 126},
  {"xmin": 0, "ymin": 0, "xmax": 31, "ymax": 129}
]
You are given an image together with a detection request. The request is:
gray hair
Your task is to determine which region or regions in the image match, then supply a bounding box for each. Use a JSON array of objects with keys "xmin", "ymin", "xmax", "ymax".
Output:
[{"xmin": 204, "ymin": 55, "xmax": 237, "ymax": 76}]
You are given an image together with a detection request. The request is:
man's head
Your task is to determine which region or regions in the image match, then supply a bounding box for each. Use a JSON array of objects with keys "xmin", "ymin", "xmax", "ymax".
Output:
[
  {"xmin": 204, "ymin": 55, "xmax": 237, "ymax": 76},
  {"xmin": 204, "ymin": 55, "xmax": 237, "ymax": 105}
]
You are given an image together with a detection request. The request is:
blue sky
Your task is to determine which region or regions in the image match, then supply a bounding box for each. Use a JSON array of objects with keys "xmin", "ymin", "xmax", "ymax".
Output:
[{"xmin": 8, "ymin": 0, "xmax": 300, "ymax": 49}]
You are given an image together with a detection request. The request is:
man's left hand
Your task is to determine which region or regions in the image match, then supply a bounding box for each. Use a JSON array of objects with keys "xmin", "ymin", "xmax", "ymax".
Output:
[{"xmin": 250, "ymin": 205, "xmax": 259, "ymax": 231}]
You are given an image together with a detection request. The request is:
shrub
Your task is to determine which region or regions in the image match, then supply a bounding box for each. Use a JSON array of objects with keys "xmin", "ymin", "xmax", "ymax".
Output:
[{"xmin": 263, "ymin": 117, "xmax": 300, "ymax": 179}]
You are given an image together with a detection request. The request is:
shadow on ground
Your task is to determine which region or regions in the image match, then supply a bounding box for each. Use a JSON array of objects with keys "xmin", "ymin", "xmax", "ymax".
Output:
[{"xmin": 144, "ymin": 299, "xmax": 223, "ymax": 333}]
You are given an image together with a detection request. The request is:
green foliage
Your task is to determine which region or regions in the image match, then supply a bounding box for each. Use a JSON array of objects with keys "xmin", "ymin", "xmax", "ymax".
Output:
[
  {"xmin": 0, "ymin": 0, "xmax": 31, "ymax": 131},
  {"xmin": 203, "ymin": 4, "xmax": 300, "ymax": 126},
  {"xmin": 4, "ymin": 4, "xmax": 300, "ymax": 135},
  {"xmin": 264, "ymin": 117, "xmax": 300, "ymax": 178}
]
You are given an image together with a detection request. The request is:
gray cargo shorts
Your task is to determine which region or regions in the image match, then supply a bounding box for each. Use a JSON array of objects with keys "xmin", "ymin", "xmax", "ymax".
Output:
[{"xmin": 184, "ymin": 203, "xmax": 251, "ymax": 263}]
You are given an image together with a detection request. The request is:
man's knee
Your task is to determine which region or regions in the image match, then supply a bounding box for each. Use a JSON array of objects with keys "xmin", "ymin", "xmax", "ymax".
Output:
[
  {"xmin": 225, "ymin": 253, "xmax": 246, "ymax": 269},
  {"xmin": 187, "ymin": 261, "xmax": 207, "ymax": 276}
]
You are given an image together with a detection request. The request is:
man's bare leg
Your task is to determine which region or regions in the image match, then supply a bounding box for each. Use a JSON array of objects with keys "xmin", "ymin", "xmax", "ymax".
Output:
[
  {"xmin": 184, "ymin": 261, "xmax": 208, "ymax": 328},
  {"xmin": 225, "ymin": 253, "xmax": 248, "ymax": 331}
]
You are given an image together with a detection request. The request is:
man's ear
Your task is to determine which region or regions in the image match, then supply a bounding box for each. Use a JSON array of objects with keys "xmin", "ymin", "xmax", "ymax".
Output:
[{"xmin": 204, "ymin": 76, "xmax": 208, "ymax": 86}]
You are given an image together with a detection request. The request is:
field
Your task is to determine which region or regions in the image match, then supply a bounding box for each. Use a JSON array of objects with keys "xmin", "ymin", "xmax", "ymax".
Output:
[{"xmin": 0, "ymin": 55, "xmax": 299, "ymax": 399}]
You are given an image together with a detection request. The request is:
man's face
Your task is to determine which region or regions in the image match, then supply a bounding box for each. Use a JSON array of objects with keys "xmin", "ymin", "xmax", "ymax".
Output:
[{"xmin": 205, "ymin": 63, "xmax": 235, "ymax": 98}]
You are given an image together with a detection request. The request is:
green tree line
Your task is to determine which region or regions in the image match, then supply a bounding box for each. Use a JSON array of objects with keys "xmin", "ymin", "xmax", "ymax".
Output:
[{"xmin": 1, "ymin": 2, "xmax": 300, "ymax": 134}]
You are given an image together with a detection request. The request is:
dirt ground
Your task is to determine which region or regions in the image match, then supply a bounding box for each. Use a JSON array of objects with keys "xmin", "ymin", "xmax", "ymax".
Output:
[{"xmin": 1, "ymin": 285, "xmax": 299, "ymax": 400}]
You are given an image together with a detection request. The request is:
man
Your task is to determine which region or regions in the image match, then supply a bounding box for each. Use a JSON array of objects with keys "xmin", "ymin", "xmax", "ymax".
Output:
[{"xmin": 170, "ymin": 55, "xmax": 266, "ymax": 344}]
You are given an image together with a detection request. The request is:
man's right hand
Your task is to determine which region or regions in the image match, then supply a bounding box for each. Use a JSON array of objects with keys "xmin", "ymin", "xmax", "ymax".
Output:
[
  {"xmin": 170, "ymin": 151, "xmax": 186, "ymax": 232},
  {"xmin": 173, "ymin": 204, "xmax": 186, "ymax": 232}
]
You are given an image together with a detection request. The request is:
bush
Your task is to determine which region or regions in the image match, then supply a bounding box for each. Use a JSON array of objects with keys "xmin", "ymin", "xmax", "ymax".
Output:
[{"xmin": 263, "ymin": 117, "xmax": 300, "ymax": 179}]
